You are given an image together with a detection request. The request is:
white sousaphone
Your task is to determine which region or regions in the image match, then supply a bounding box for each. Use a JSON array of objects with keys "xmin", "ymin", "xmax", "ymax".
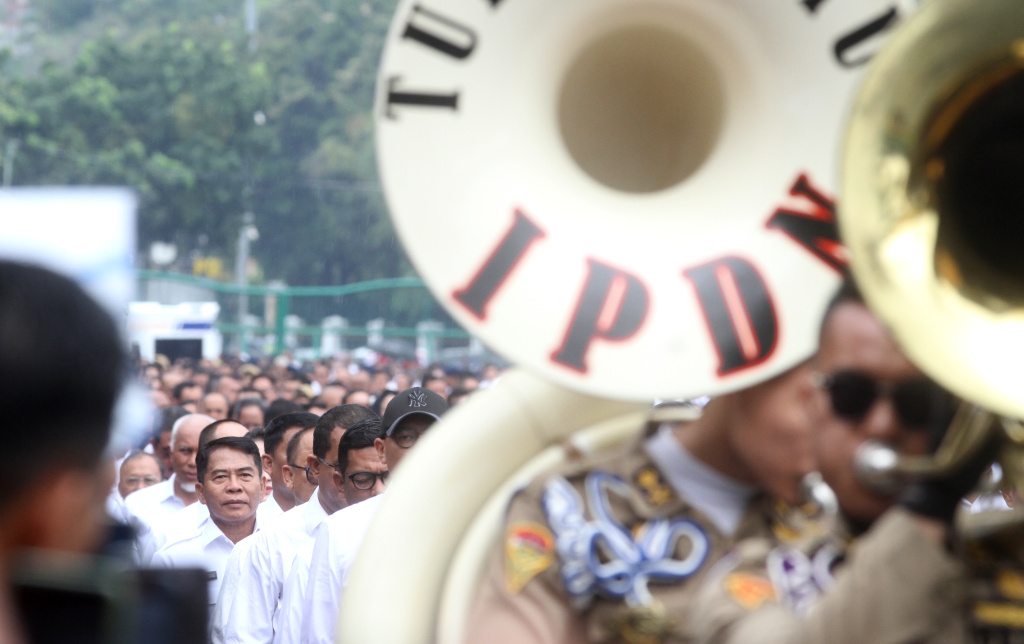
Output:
[{"xmin": 340, "ymin": 0, "xmax": 916, "ymax": 642}]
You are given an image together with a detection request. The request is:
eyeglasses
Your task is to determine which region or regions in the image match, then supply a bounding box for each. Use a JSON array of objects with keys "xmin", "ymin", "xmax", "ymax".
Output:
[
  {"xmin": 288, "ymin": 462, "xmax": 312, "ymax": 484},
  {"xmin": 302, "ymin": 457, "xmax": 338, "ymax": 485},
  {"xmin": 123, "ymin": 476, "xmax": 161, "ymax": 487},
  {"xmin": 346, "ymin": 470, "xmax": 389, "ymax": 490},
  {"xmin": 815, "ymin": 370, "xmax": 956, "ymax": 428}
]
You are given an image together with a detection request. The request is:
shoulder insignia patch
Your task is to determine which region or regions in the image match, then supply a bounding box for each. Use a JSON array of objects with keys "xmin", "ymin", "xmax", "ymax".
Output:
[
  {"xmin": 723, "ymin": 573, "xmax": 776, "ymax": 611},
  {"xmin": 998, "ymin": 570, "xmax": 1024, "ymax": 601},
  {"xmin": 505, "ymin": 521, "xmax": 555, "ymax": 594},
  {"xmin": 634, "ymin": 465, "xmax": 673, "ymax": 507}
]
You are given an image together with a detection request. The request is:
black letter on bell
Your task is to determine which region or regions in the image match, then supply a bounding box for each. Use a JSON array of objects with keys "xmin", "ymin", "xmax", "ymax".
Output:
[
  {"xmin": 551, "ymin": 260, "xmax": 649, "ymax": 373},
  {"xmin": 685, "ymin": 257, "xmax": 778, "ymax": 375},
  {"xmin": 834, "ymin": 7, "xmax": 899, "ymax": 68},
  {"xmin": 766, "ymin": 174, "xmax": 846, "ymax": 273},
  {"xmin": 403, "ymin": 4, "xmax": 477, "ymax": 60},
  {"xmin": 453, "ymin": 210, "xmax": 546, "ymax": 320}
]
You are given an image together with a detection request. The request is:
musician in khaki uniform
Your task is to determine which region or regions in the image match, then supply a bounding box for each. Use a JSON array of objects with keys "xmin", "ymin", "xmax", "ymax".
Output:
[
  {"xmin": 465, "ymin": 344, "xmax": 825, "ymax": 643},
  {"xmin": 688, "ymin": 284, "xmax": 976, "ymax": 644}
]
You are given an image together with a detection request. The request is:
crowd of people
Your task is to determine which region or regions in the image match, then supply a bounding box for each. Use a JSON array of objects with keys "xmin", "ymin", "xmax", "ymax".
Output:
[
  {"xmin": 111, "ymin": 348, "xmax": 502, "ymax": 642},
  {"xmin": 1, "ymin": 259, "xmax": 1019, "ymax": 644}
]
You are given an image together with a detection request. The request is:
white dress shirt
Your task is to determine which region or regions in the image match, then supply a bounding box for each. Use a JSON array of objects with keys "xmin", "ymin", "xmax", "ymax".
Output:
[
  {"xmin": 143, "ymin": 496, "xmax": 284, "ymax": 565},
  {"xmin": 151, "ymin": 512, "xmax": 262, "ymax": 608},
  {"xmin": 275, "ymin": 557, "xmax": 310, "ymax": 644},
  {"xmin": 300, "ymin": 493, "xmax": 386, "ymax": 644},
  {"xmin": 123, "ymin": 474, "xmax": 189, "ymax": 534},
  {"xmin": 106, "ymin": 489, "xmax": 127, "ymax": 523},
  {"xmin": 212, "ymin": 488, "xmax": 329, "ymax": 644},
  {"xmin": 263, "ymin": 492, "xmax": 284, "ymax": 518}
]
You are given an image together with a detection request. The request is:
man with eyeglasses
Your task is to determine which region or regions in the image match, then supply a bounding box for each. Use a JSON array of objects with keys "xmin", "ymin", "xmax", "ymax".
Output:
[
  {"xmin": 106, "ymin": 450, "xmax": 164, "ymax": 523},
  {"xmin": 301, "ymin": 387, "xmax": 447, "ymax": 644},
  {"xmin": 124, "ymin": 413, "xmax": 214, "ymax": 543},
  {"xmin": 212, "ymin": 404, "xmax": 378, "ymax": 644},
  {"xmin": 686, "ymin": 282, "xmax": 982, "ymax": 644},
  {"xmin": 276, "ymin": 418, "xmax": 387, "ymax": 644},
  {"xmin": 262, "ymin": 412, "xmax": 321, "ymax": 517},
  {"xmin": 282, "ymin": 427, "xmax": 316, "ymax": 505}
]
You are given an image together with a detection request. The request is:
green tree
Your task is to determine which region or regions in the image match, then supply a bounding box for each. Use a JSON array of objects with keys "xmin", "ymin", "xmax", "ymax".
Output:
[{"xmin": 2, "ymin": 0, "xmax": 409, "ymax": 296}]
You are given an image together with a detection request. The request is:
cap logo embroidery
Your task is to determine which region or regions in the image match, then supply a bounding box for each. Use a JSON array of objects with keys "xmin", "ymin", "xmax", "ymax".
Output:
[{"xmin": 408, "ymin": 391, "xmax": 429, "ymax": 408}]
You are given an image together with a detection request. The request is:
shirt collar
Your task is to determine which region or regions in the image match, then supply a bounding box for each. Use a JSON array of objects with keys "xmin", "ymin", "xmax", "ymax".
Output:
[
  {"xmin": 304, "ymin": 487, "xmax": 329, "ymax": 532},
  {"xmin": 158, "ymin": 475, "xmax": 180, "ymax": 503},
  {"xmin": 199, "ymin": 506, "xmax": 262, "ymax": 547}
]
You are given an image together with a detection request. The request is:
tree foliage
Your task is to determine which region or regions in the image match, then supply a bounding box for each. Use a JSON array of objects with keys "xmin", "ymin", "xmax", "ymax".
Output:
[{"xmin": 2, "ymin": 0, "xmax": 408, "ymax": 290}]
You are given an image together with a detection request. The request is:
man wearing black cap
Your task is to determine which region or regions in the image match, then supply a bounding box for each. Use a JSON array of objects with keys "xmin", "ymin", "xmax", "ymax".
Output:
[
  {"xmin": 374, "ymin": 385, "xmax": 449, "ymax": 474},
  {"xmin": 300, "ymin": 387, "xmax": 447, "ymax": 644}
]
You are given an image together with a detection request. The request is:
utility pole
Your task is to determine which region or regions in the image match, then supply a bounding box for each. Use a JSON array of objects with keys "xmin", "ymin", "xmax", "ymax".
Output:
[
  {"xmin": 236, "ymin": 212, "xmax": 259, "ymax": 355},
  {"xmin": 244, "ymin": 0, "xmax": 258, "ymax": 53},
  {"xmin": 3, "ymin": 139, "xmax": 19, "ymax": 188}
]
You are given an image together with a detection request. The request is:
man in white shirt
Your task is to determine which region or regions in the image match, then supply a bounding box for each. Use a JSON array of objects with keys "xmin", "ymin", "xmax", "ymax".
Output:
[
  {"xmin": 262, "ymin": 412, "xmax": 320, "ymax": 516},
  {"xmin": 124, "ymin": 413, "xmax": 213, "ymax": 541},
  {"xmin": 278, "ymin": 418, "xmax": 387, "ymax": 644},
  {"xmin": 106, "ymin": 450, "xmax": 163, "ymax": 522},
  {"xmin": 152, "ymin": 436, "xmax": 265, "ymax": 610},
  {"xmin": 138, "ymin": 419, "xmax": 253, "ymax": 563},
  {"xmin": 281, "ymin": 427, "xmax": 317, "ymax": 505},
  {"xmin": 211, "ymin": 404, "xmax": 378, "ymax": 644},
  {"xmin": 301, "ymin": 388, "xmax": 447, "ymax": 644}
]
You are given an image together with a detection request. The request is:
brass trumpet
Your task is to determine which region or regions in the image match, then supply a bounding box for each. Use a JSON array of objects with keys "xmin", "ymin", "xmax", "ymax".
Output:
[
  {"xmin": 843, "ymin": 0, "xmax": 1024, "ymax": 498},
  {"xmin": 842, "ymin": 0, "xmax": 1024, "ymax": 632}
]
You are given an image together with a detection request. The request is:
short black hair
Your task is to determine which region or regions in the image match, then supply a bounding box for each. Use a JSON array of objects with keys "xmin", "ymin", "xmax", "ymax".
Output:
[
  {"xmin": 172, "ymin": 381, "xmax": 199, "ymax": 401},
  {"xmin": 312, "ymin": 404, "xmax": 378, "ymax": 460},
  {"xmin": 198, "ymin": 419, "xmax": 247, "ymax": 449},
  {"xmin": 343, "ymin": 389, "xmax": 369, "ymax": 404},
  {"xmin": 422, "ymin": 374, "xmax": 445, "ymax": 388},
  {"xmin": 337, "ymin": 418, "xmax": 383, "ymax": 474},
  {"xmin": 247, "ymin": 425, "xmax": 266, "ymax": 441},
  {"xmin": 819, "ymin": 279, "xmax": 867, "ymax": 339},
  {"xmin": 196, "ymin": 436, "xmax": 262, "ymax": 484},
  {"xmin": 286, "ymin": 426, "xmax": 313, "ymax": 465},
  {"xmin": 152, "ymin": 406, "xmax": 189, "ymax": 443},
  {"xmin": 0, "ymin": 262, "xmax": 124, "ymax": 510},
  {"xmin": 231, "ymin": 398, "xmax": 266, "ymax": 420},
  {"xmin": 265, "ymin": 412, "xmax": 319, "ymax": 459},
  {"xmin": 252, "ymin": 372, "xmax": 276, "ymax": 385},
  {"xmin": 266, "ymin": 398, "xmax": 303, "ymax": 424}
]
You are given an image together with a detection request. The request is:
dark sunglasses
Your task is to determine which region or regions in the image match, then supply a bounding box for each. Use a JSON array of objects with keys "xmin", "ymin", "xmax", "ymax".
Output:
[{"xmin": 816, "ymin": 370, "xmax": 956, "ymax": 428}]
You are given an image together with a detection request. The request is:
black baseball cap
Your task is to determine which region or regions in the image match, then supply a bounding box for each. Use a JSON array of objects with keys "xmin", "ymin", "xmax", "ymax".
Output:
[{"xmin": 381, "ymin": 387, "xmax": 448, "ymax": 436}]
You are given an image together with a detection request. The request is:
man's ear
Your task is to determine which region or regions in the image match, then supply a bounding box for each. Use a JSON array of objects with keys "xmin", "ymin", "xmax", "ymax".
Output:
[
  {"xmin": 196, "ymin": 482, "xmax": 207, "ymax": 506},
  {"xmin": 306, "ymin": 453, "xmax": 320, "ymax": 479},
  {"xmin": 259, "ymin": 472, "xmax": 269, "ymax": 502},
  {"xmin": 375, "ymin": 437, "xmax": 387, "ymax": 466},
  {"xmin": 262, "ymin": 453, "xmax": 273, "ymax": 475},
  {"xmin": 282, "ymin": 464, "xmax": 295, "ymax": 490}
]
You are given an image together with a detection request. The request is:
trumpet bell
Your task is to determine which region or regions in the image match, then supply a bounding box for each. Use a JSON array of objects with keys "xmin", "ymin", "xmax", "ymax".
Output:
[{"xmin": 842, "ymin": 0, "xmax": 1024, "ymax": 419}]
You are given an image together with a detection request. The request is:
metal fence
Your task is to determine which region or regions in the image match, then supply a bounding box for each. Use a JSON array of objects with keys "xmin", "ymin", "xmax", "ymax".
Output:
[{"xmin": 135, "ymin": 270, "xmax": 481, "ymax": 365}]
